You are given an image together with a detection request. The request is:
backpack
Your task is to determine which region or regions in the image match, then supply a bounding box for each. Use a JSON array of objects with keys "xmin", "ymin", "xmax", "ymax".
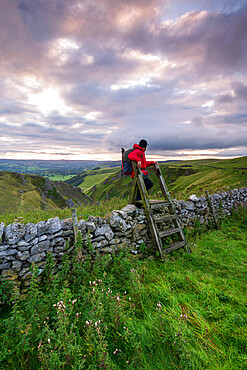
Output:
[{"xmin": 121, "ymin": 148, "xmax": 143, "ymax": 176}]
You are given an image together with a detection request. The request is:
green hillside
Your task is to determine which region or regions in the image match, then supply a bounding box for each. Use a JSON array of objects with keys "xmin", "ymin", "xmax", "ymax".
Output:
[
  {"xmin": 66, "ymin": 167, "xmax": 118, "ymax": 192},
  {"xmin": 85, "ymin": 156, "xmax": 247, "ymax": 201},
  {"xmin": 0, "ymin": 170, "xmax": 92, "ymax": 215}
]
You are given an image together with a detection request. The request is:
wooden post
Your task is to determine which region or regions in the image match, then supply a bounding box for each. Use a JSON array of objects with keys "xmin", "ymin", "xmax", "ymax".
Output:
[
  {"xmin": 71, "ymin": 208, "xmax": 79, "ymax": 240},
  {"xmin": 205, "ymin": 190, "xmax": 219, "ymax": 229}
]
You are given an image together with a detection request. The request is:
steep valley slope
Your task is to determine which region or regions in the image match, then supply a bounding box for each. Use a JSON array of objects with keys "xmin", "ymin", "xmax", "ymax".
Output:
[{"xmin": 0, "ymin": 170, "xmax": 92, "ymax": 215}]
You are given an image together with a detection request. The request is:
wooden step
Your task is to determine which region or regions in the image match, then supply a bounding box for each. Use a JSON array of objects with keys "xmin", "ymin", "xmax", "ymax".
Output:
[
  {"xmin": 154, "ymin": 215, "xmax": 175, "ymax": 223},
  {"xmin": 135, "ymin": 199, "xmax": 171, "ymax": 206},
  {"xmin": 164, "ymin": 241, "xmax": 186, "ymax": 254},
  {"xmin": 159, "ymin": 228, "xmax": 181, "ymax": 238},
  {"xmin": 149, "ymin": 199, "xmax": 171, "ymax": 205}
]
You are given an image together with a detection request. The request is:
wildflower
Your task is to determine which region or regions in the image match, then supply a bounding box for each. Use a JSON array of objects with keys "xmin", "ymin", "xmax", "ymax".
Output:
[
  {"xmin": 99, "ymin": 279, "xmax": 102, "ymax": 283},
  {"xmin": 72, "ymin": 299, "xmax": 77, "ymax": 305},
  {"xmin": 38, "ymin": 341, "xmax": 42, "ymax": 349},
  {"xmin": 156, "ymin": 302, "xmax": 162, "ymax": 311},
  {"xmin": 129, "ymin": 297, "xmax": 131, "ymax": 301},
  {"xmin": 114, "ymin": 349, "xmax": 122, "ymax": 355},
  {"xmin": 86, "ymin": 321, "xmax": 90, "ymax": 326},
  {"xmin": 48, "ymin": 339, "xmax": 51, "ymax": 344}
]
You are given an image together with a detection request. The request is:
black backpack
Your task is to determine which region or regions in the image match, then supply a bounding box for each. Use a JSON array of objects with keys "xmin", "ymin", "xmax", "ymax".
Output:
[{"xmin": 121, "ymin": 148, "xmax": 143, "ymax": 176}]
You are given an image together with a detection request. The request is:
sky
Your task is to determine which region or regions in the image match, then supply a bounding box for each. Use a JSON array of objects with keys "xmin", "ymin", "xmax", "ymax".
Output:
[{"xmin": 0, "ymin": 0, "xmax": 247, "ymax": 161}]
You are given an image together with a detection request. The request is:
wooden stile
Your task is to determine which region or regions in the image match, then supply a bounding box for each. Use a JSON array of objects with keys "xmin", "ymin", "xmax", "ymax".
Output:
[{"xmin": 130, "ymin": 162, "xmax": 191, "ymax": 258}]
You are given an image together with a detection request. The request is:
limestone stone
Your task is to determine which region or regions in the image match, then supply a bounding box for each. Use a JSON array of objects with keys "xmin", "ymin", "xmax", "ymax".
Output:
[
  {"xmin": 87, "ymin": 215, "xmax": 98, "ymax": 223},
  {"xmin": 17, "ymin": 251, "xmax": 30, "ymax": 261},
  {"xmin": 85, "ymin": 221, "xmax": 96, "ymax": 233},
  {"xmin": 95, "ymin": 225, "xmax": 114, "ymax": 241},
  {"xmin": 0, "ymin": 262, "xmax": 11, "ymax": 270},
  {"xmin": 109, "ymin": 238, "xmax": 121, "ymax": 245},
  {"xmin": 1, "ymin": 269, "xmax": 18, "ymax": 279},
  {"xmin": 91, "ymin": 236, "xmax": 105, "ymax": 242},
  {"xmin": 28, "ymin": 252, "xmax": 46, "ymax": 263},
  {"xmin": 0, "ymin": 244, "xmax": 10, "ymax": 252},
  {"xmin": 185, "ymin": 202, "xmax": 195, "ymax": 211},
  {"xmin": 37, "ymin": 221, "xmax": 48, "ymax": 235},
  {"xmin": 18, "ymin": 267, "xmax": 30, "ymax": 277},
  {"xmin": 106, "ymin": 211, "xmax": 128, "ymax": 232},
  {"xmin": 30, "ymin": 237, "xmax": 39, "ymax": 246},
  {"xmin": 25, "ymin": 223, "xmax": 38, "ymax": 242},
  {"xmin": 47, "ymin": 217, "xmax": 62, "ymax": 234},
  {"xmin": 3, "ymin": 255, "xmax": 15, "ymax": 261},
  {"xmin": 39, "ymin": 235, "xmax": 48, "ymax": 242},
  {"xmin": 54, "ymin": 245, "xmax": 65, "ymax": 253},
  {"xmin": 4, "ymin": 223, "xmax": 25, "ymax": 245},
  {"xmin": 0, "ymin": 248, "xmax": 17, "ymax": 258},
  {"xmin": 61, "ymin": 218, "xmax": 73, "ymax": 230},
  {"xmin": 121, "ymin": 204, "xmax": 137, "ymax": 216},
  {"xmin": 0, "ymin": 222, "xmax": 5, "ymax": 241},
  {"xmin": 78, "ymin": 220, "xmax": 87, "ymax": 233},
  {"xmin": 115, "ymin": 210, "xmax": 128, "ymax": 220},
  {"xmin": 188, "ymin": 194, "xmax": 200, "ymax": 202},
  {"xmin": 52, "ymin": 230, "xmax": 63, "ymax": 238},
  {"xmin": 12, "ymin": 261, "xmax": 22, "ymax": 270},
  {"xmin": 17, "ymin": 240, "xmax": 30, "ymax": 248},
  {"xmin": 50, "ymin": 237, "xmax": 65, "ymax": 247},
  {"xmin": 101, "ymin": 246, "xmax": 118, "ymax": 253},
  {"xmin": 31, "ymin": 240, "xmax": 50, "ymax": 255}
]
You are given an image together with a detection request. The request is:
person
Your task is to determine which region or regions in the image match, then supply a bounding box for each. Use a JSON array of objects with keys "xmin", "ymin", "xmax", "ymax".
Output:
[{"xmin": 128, "ymin": 139, "xmax": 158, "ymax": 200}]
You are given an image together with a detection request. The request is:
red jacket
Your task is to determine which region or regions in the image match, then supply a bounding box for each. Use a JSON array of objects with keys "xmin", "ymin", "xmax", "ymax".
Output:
[{"xmin": 128, "ymin": 143, "xmax": 154, "ymax": 178}]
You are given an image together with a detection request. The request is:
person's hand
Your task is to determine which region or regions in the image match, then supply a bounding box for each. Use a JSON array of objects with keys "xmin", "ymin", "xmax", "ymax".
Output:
[{"xmin": 137, "ymin": 161, "xmax": 141, "ymax": 168}]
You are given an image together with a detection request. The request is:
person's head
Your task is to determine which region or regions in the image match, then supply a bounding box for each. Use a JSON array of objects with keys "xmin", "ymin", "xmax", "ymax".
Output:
[{"xmin": 138, "ymin": 139, "xmax": 148, "ymax": 149}]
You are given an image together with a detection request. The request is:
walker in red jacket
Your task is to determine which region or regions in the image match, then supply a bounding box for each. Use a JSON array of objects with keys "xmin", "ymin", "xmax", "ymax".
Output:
[{"xmin": 128, "ymin": 139, "xmax": 157, "ymax": 200}]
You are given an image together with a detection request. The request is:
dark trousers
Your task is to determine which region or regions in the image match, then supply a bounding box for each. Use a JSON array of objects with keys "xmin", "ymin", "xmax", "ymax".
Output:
[{"xmin": 136, "ymin": 174, "xmax": 153, "ymax": 200}]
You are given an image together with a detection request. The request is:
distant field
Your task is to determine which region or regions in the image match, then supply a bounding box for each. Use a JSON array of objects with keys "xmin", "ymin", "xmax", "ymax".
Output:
[
  {"xmin": 77, "ymin": 168, "xmax": 119, "ymax": 192},
  {"xmin": 44, "ymin": 174, "xmax": 75, "ymax": 181}
]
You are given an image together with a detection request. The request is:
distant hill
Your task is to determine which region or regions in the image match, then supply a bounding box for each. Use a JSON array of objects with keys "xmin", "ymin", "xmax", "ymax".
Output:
[
  {"xmin": 0, "ymin": 159, "xmax": 121, "ymax": 177},
  {"xmin": 0, "ymin": 170, "xmax": 92, "ymax": 215},
  {"xmin": 78, "ymin": 156, "xmax": 247, "ymax": 201}
]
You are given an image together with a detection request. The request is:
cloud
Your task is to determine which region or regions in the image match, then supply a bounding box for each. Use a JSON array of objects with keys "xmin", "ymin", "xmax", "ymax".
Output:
[{"xmin": 0, "ymin": 0, "xmax": 246, "ymax": 159}]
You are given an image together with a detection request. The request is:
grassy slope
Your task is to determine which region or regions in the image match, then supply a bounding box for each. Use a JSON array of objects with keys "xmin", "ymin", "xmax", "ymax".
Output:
[
  {"xmin": 0, "ymin": 209, "xmax": 246, "ymax": 369},
  {"xmin": 79, "ymin": 168, "xmax": 118, "ymax": 192},
  {"xmin": 0, "ymin": 170, "xmax": 91, "ymax": 215},
  {"xmin": 86, "ymin": 156, "xmax": 247, "ymax": 201},
  {"xmin": 66, "ymin": 167, "xmax": 118, "ymax": 192}
]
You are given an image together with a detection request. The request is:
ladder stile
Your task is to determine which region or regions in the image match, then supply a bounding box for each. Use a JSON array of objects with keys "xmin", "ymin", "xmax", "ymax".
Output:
[{"xmin": 130, "ymin": 161, "xmax": 191, "ymax": 257}]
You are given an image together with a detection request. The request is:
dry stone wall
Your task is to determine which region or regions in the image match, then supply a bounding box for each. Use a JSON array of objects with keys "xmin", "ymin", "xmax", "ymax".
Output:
[{"xmin": 0, "ymin": 187, "xmax": 246, "ymax": 293}]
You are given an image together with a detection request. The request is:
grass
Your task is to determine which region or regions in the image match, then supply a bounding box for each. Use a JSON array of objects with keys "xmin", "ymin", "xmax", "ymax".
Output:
[
  {"xmin": 44, "ymin": 174, "xmax": 75, "ymax": 181},
  {"xmin": 86, "ymin": 157, "xmax": 247, "ymax": 202},
  {"xmin": 75, "ymin": 168, "xmax": 119, "ymax": 192},
  {"xmin": 0, "ymin": 207, "xmax": 246, "ymax": 369},
  {"xmin": 0, "ymin": 197, "xmax": 128, "ymax": 226}
]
